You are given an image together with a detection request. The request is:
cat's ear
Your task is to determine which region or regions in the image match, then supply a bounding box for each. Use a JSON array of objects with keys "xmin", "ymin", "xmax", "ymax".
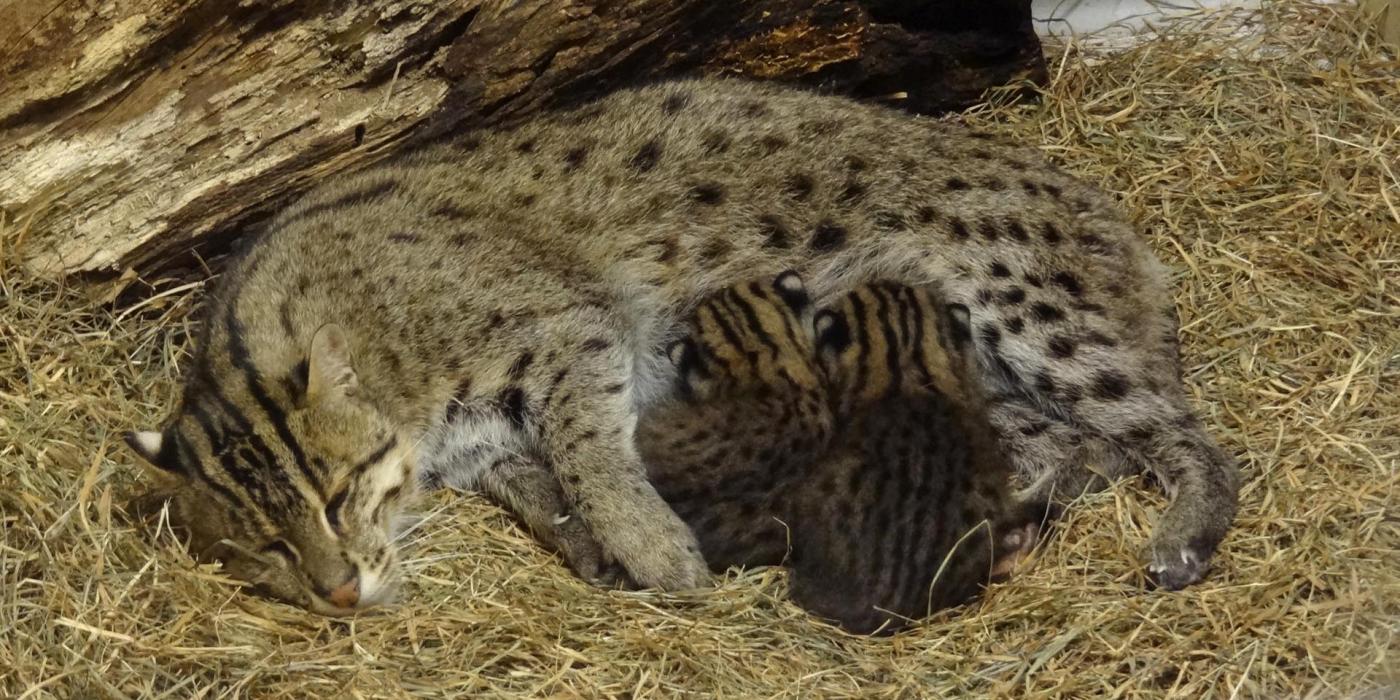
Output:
[
  {"xmin": 307, "ymin": 324, "xmax": 359, "ymax": 404},
  {"xmin": 124, "ymin": 429, "xmax": 185, "ymax": 476}
]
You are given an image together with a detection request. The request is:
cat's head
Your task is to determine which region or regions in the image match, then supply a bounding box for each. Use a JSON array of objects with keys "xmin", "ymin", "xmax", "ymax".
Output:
[{"xmin": 127, "ymin": 324, "xmax": 416, "ymax": 615}]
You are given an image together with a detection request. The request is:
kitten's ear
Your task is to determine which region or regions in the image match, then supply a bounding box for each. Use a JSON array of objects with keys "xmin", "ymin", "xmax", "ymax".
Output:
[
  {"xmin": 814, "ymin": 310, "xmax": 850, "ymax": 353},
  {"xmin": 308, "ymin": 324, "xmax": 358, "ymax": 404},
  {"xmin": 944, "ymin": 303, "xmax": 973, "ymax": 348},
  {"xmin": 124, "ymin": 430, "xmax": 184, "ymax": 476},
  {"xmin": 771, "ymin": 270, "xmax": 810, "ymax": 311},
  {"xmin": 666, "ymin": 338, "xmax": 692, "ymax": 369},
  {"xmin": 668, "ymin": 338, "xmax": 715, "ymax": 400}
]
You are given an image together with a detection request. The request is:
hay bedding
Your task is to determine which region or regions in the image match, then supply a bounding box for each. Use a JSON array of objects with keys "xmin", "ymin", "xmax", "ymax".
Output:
[{"xmin": 2, "ymin": 1, "xmax": 1396, "ymax": 696}]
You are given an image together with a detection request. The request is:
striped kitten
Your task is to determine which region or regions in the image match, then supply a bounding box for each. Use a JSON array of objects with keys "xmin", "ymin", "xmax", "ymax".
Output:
[{"xmin": 642, "ymin": 276, "xmax": 1049, "ymax": 634}]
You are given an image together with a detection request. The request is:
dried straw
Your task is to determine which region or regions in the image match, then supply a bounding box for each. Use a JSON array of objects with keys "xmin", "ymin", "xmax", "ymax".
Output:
[{"xmin": 1, "ymin": 1, "xmax": 1396, "ymax": 697}]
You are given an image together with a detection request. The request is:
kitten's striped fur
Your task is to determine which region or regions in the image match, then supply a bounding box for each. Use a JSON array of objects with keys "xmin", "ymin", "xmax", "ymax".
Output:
[{"xmin": 644, "ymin": 277, "xmax": 1046, "ymax": 634}]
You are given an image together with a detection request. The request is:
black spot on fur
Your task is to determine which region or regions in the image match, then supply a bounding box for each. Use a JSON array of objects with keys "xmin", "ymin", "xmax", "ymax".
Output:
[
  {"xmin": 979, "ymin": 220, "xmax": 1000, "ymax": 241},
  {"xmin": 1031, "ymin": 303, "xmax": 1064, "ymax": 323},
  {"xmin": 740, "ymin": 100, "xmax": 769, "ymax": 118},
  {"xmin": 917, "ymin": 206, "xmax": 937, "ymax": 224},
  {"xmin": 971, "ymin": 149, "xmax": 992, "ymax": 160},
  {"xmin": 698, "ymin": 237, "xmax": 732, "ymax": 263},
  {"xmin": 989, "ymin": 262, "xmax": 1012, "ymax": 278},
  {"xmin": 1021, "ymin": 180, "xmax": 1039, "ymax": 195},
  {"xmin": 515, "ymin": 139, "xmax": 536, "ymax": 153},
  {"xmin": 1020, "ymin": 422, "xmax": 1049, "ymax": 437},
  {"xmin": 563, "ymin": 147, "xmax": 588, "ymax": 171},
  {"xmin": 1042, "ymin": 222, "xmax": 1062, "ymax": 244},
  {"xmin": 663, "ymin": 91, "xmax": 691, "ymax": 114},
  {"xmin": 1042, "ymin": 183, "xmax": 1063, "ymax": 198},
  {"xmin": 388, "ymin": 233, "xmax": 419, "ymax": 243},
  {"xmin": 1034, "ymin": 371, "xmax": 1055, "ymax": 394},
  {"xmin": 842, "ymin": 154, "xmax": 868, "ymax": 172},
  {"xmin": 758, "ymin": 134, "xmax": 788, "ymax": 154},
  {"xmin": 702, "ymin": 129, "xmax": 731, "ymax": 154},
  {"xmin": 810, "ymin": 220, "xmax": 848, "ymax": 251},
  {"xmin": 1084, "ymin": 331, "xmax": 1118, "ymax": 347},
  {"xmin": 1048, "ymin": 335, "xmax": 1076, "ymax": 358},
  {"xmin": 1051, "ymin": 272, "xmax": 1083, "ymax": 296},
  {"xmin": 431, "ymin": 204, "xmax": 476, "ymax": 220},
  {"xmin": 499, "ymin": 387, "xmax": 529, "ymax": 426},
  {"xmin": 976, "ymin": 288, "xmax": 994, "ymax": 305},
  {"xmin": 603, "ymin": 383, "xmax": 626, "ymax": 394},
  {"xmin": 800, "ymin": 119, "xmax": 842, "ymax": 136},
  {"xmin": 946, "ymin": 177, "xmax": 970, "ymax": 191},
  {"xmin": 950, "ymin": 218, "xmax": 970, "ymax": 240},
  {"xmin": 837, "ymin": 179, "xmax": 867, "ymax": 206},
  {"xmin": 759, "ymin": 215, "xmax": 791, "ymax": 248},
  {"xmin": 450, "ymin": 233, "xmax": 471, "ymax": 247},
  {"xmin": 784, "ymin": 173, "xmax": 814, "ymax": 200},
  {"xmin": 1076, "ymin": 234, "xmax": 1113, "ymax": 254},
  {"xmin": 1092, "ymin": 371, "xmax": 1131, "ymax": 400},
  {"xmin": 652, "ymin": 235, "xmax": 679, "ymax": 264},
  {"xmin": 1124, "ymin": 424, "xmax": 1156, "ymax": 442},
  {"xmin": 690, "ymin": 182, "xmax": 725, "ymax": 205},
  {"xmin": 580, "ymin": 338, "xmax": 611, "ymax": 353},
  {"xmin": 1006, "ymin": 316, "xmax": 1025, "ymax": 334},
  {"xmin": 630, "ymin": 139, "xmax": 662, "ymax": 172},
  {"xmin": 979, "ymin": 323, "xmax": 1001, "ymax": 349},
  {"xmin": 874, "ymin": 210, "xmax": 906, "ymax": 231},
  {"xmin": 998, "ymin": 287, "xmax": 1026, "ymax": 305},
  {"xmin": 982, "ymin": 177, "xmax": 1005, "ymax": 191},
  {"xmin": 507, "ymin": 352, "xmax": 535, "ymax": 381},
  {"xmin": 1007, "ymin": 221, "xmax": 1030, "ymax": 242},
  {"xmin": 996, "ymin": 357, "xmax": 1021, "ymax": 384}
]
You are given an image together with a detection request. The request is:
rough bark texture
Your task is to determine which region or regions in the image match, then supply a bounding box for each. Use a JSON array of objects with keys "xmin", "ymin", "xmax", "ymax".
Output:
[{"xmin": 0, "ymin": 0, "xmax": 1044, "ymax": 284}]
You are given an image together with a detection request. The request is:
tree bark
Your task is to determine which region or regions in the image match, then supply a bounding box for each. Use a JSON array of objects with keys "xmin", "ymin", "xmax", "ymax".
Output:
[{"xmin": 0, "ymin": 0, "xmax": 1044, "ymax": 285}]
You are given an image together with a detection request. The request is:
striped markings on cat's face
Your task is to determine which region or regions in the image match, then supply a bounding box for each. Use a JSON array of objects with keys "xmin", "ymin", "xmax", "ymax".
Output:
[{"xmin": 126, "ymin": 325, "xmax": 416, "ymax": 615}]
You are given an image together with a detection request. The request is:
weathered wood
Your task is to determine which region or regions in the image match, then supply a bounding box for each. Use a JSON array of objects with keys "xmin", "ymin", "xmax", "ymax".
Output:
[{"xmin": 0, "ymin": 0, "xmax": 1044, "ymax": 283}]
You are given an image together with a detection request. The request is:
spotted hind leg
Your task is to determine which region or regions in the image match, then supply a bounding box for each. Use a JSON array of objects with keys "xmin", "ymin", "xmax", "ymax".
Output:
[
  {"xmin": 997, "ymin": 330, "xmax": 1238, "ymax": 589},
  {"xmin": 951, "ymin": 257, "xmax": 1238, "ymax": 588},
  {"xmin": 984, "ymin": 393, "xmax": 1134, "ymax": 506}
]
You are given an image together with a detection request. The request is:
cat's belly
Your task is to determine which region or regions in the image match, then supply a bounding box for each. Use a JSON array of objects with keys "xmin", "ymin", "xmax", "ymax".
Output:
[{"xmin": 415, "ymin": 412, "xmax": 525, "ymax": 491}]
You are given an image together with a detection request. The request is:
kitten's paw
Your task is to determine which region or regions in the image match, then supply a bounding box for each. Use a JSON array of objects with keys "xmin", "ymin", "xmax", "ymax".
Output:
[{"xmin": 1144, "ymin": 539, "xmax": 1209, "ymax": 590}]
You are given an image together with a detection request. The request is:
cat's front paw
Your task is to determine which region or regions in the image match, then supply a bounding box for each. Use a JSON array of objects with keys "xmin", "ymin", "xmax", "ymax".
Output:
[{"xmin": 596, "ymin": 507, "xmax": 711, "ymax": 591}]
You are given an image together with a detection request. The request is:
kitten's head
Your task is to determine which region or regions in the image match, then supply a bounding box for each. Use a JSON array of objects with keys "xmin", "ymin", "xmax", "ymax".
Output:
[
  {"xmin": 813, "ymin": 282, "xmax": 977, "ymax": 409},
  {"xmin": 127, "ymin": 324, "xmax": 416, "ymax": 615},
  {"xmin": 668, "ymin": 270, "xmax": 821, "ymax": 402}
]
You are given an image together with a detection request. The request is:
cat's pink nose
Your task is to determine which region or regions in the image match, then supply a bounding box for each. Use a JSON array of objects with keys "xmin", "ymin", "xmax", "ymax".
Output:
[{"xmin": 327, "ymin": 577, "xmax": 360, "ymax": 608}]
